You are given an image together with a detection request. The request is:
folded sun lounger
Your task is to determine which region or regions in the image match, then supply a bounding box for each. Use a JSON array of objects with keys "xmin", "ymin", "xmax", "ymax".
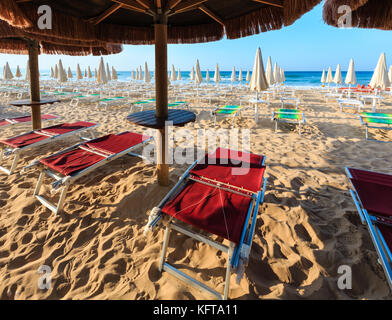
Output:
[
  {"xmin": 337, "ymin": 99, "xmax": 364, "ymax": 113},
  {"xmin": 96, "ymin": 96, "xmax": 129, "ymax": 110},
  {"xmin": 144, "ymin": 148, "xmax": 268, "ymax": 300},
  {"xmin": 345, "ymin": 167, "xmax": 392, "ymax": 292},
  {"xmin": 25, "ymin": 131, "xmax": 152, "ymax": 215},
  {"xmin": 359, "ymin": 112, "xmax": 392, "ymax": 141},
  {"xmin": 272, "ymin": 108, "xmax": 306, "ymax": 135},
  {"xmin": 0, "ymin": 114, "xmax": 58, "ymax": 128},
  {"xmin": 212, "ymin": 105, "xmax": 243, "ymax": 128},
  {"xmin": 0, "ymin": 121, "xmax": 98, "ymax": 175}
]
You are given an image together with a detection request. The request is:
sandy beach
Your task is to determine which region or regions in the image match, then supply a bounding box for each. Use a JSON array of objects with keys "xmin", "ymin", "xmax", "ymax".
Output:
[{"xmin": 1, "ymin": 86, "xmax": 391, "ymax": 300}]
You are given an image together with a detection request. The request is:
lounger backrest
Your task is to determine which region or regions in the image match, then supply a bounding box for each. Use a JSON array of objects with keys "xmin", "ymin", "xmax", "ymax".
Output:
[{"xmin": 360, "ymin": 113, "xmax": 392, "ymax": 124}]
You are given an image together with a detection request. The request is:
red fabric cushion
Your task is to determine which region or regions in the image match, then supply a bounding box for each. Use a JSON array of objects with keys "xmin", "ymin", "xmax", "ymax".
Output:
[
  {"xmin": 378, "ymin": 224, "xmax": 392, "ymax": 254},
  {"xmin": 0, "ymin": 114, "xmax": 57, "ymax": 127},
  {"xmin": 191, "ymin": 148, "xmax": 265, "ymax": 193},
  {"xmin": 0, "ymin": 121, "xmax": 96, "ymax": 148},
  {"xmin": 85, "ymin": 132, "xmax": 150, "ymax": 155},
  {"xmin": 40, "ymin": 132, "xmax": 151, "ymax": 176},
  {"xmin": 349, "ymin": 168, "xmax": 392, "ymax": 217},
  {"xmin": 161, "ymin": 180, "xmax": 252, "ymax": 244}
]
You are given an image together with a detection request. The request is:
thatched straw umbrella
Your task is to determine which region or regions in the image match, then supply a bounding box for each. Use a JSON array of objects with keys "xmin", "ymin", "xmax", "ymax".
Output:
[
  {"xmin": 2, "ymin": 0, "xmax": 322, "ymax": 185},
  {"xmin": 323, "ymin": 0, "xmax": 392, "ymax": 30}
]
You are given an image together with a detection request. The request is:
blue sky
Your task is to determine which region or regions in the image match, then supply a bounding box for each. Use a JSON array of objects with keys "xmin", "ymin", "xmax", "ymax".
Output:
[{"xmin": 2, "ymin": 3, "xmax": 392, "ymax": 72}]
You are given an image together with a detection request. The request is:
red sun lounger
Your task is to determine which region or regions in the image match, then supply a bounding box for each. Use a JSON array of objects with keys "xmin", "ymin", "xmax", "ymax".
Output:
[
  {"xmin": 345, "ymin": 167, "xmax": 392, "ymax": 292},
  {"xmin": 0, "ymin": 114, "xmax": 58, "ymax": 128},
  {"xmin": 144, "ymin": 148, "xmax": 268, "ymax": 300},
  {"xmin": 0, "ymin": 121, "xmax": 98, "ymax": 175},
  {"xmin": 24, "ymin": 131, "xmax": 153, "ymax": 215}
]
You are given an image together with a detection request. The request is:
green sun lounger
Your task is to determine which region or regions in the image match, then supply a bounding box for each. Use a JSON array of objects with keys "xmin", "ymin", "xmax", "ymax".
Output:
[
  {"xmin": 272, "ymin": 109, "xmax": 306, "ymax": 135},
  {"xmin": 212, "ymin": 105, "xmax": 243, "ymax": 128},
  {"xmin": 97, "ymin": 96, "xmax": 129, "ymax": 110},
  {"xmin": 359, "ymin": 112, "xmax": 392, "ymax": 141}
]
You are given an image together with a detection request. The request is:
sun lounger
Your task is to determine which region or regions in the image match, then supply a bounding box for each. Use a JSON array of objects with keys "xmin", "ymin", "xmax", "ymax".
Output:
[
  {"xmin": 0, "ymin": 121, "xmax": 98, "ymax": 175},
  {"xmin": 69, "ymin": 93, "xmax": 101, "ymax": 107},
  {"xmin": 0, "ymin": 114, "xmax": 58, "ymax": 129},
  {"xmin": 144, "ymin": 147, "xmax": 267, "ymax": 300},
  {"xmin": 280, "ymin": 96, "xmax": 300, "ymax": 108},
  {"xmin": 24, "ymin": 131, "xmax": 152, "ymax": 214},
  {"xmin": 345, "ymin": 167, "xmax": 392, "ymax": 292},
  {"xmin": 359, "ymin": 112, "xmax": 392, "ymax": 141},
  {"xmin": 337, "ymin": 99, "xmax": 364, "ymax": 113},
  {"xmin": 96, "ymin": 96, "xmax": 129, "ymax": 110},
  {"xmin": 272, "ymin": 109, "xmax": 306, "ymax": 135},
  {"xmin": 212, "ymin": 105, "xmax": 243, "ymax": 128}
]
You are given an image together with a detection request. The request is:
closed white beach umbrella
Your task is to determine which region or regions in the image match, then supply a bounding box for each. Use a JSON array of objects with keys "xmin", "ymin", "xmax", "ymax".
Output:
[
  {"xmin": 370, "ymin": 53, "xmax": 390, "ymax": 90},
  {"xmin": 238, "ymin": 68, "xmax": 243, "ymax": 82},
  {"xmin": 280, "ymin": 68, "xmax": 286, "ymax": 83},
  {"xmin": 345, "ymin": 59, "xmax": 356, "ymax": 85},
  {"xmin": 94, "ymin": 68, "xmax": 97, "ymax": 78},
  {"xmin": 88, "ymin": 66, "xmax": 93, "ymax": 78},
  {"xmin": 389, "ymin": 66, "xmax": 392, "ymax": 83},
  {"xmin": 250, "ymin": 47, "xmax": 269, "ymax": 97},
  {"xmin": 246, "ymin": 70, "xmax": 251, "ymax": 82},
  {"xmin": 265, "ymin": 57, "xmax": 275, "ymax": 86},
  {"xmin": 177, "ymin": 68, "xmax": 181, "ymax": 80},
  {"xmin": 15, "ymin": 65, "xmax": 22, "ymax": 78},
  {"xmin": 131, "ymin": 70, "xmax": 135, "ymax": 81},
  {"xmin": 106, "ymin": 63, "xmax": 111, "ymax": 81},
  {"xmin": 76, "ymin": 64, "xmax": 83, "ymax": 80},
  {"xmin": 321, "ymin": 69, "xmax": 326, "ymax": 83},
  {"xmin": 231, "ymin": 66, "xmax": 237, "ymax": 82},
  {"xmin": 273, "ymin": 63, "xmax": 280, "ymax": 84},
  {"xmin": 195, "ymin": 59, "xmax": 203, "ymax": 84},
  {"xmin": 67, "ymin": 67, "xmax": 73, "ymax": 79},
  {"xmin": 57, "ymin": 59, "xmax": 67, "ymax": 82},
  {"xmin": 84, "ymin": 69, "xmax": 87, "ymax": 78},
  {"xmin": 4, "ymin": 62, "xmax": 13, "ymax": 80},
  {"xmin": 213, "ymin": 63, "xmax": 221, "ymax": 84},
  {"xmin": 326, "ymin": 67, "xmax": 333, "ymax": 88},
  {"xmin": 170, "ymin": 64, "xmax": 177, "ymax": 81},
  {"xmin": 144, "ymin": 62, "xmax": 151, "ymax": 83},
  {"xmin": 97, "ymin": 57, "xmax": 107, "ymax": 84},
  {"xmin": 25, "ymin": 61, "xmax": 30, "ymax": 81},
  {"xmin": 206, "ymin": 69, "xmax": 210, "ymax": 83},
  {"xmin": 50, "ymin": 66, "xmax": 54, "ymax": 78},
  {"xmin": 139, "ymin": 65, "xmax": 143, "ymax": 80},
  {"xmin": 54, "ymin": 64, "xmax": 58, "ymax": 79},
  {"xmin": 112, "ymin": 66, "xmax": 118, "ymax": 80},
  {"xmin": 136, "ymin": 69, "xmax": 139, "ymax": 80},
  {"xmin": 333, "ymin": 64, "xmax": 342, "ymax": 85},
  {"xmin": 190, "ymin": 66, "xmax": 195, "ymax": 81}
]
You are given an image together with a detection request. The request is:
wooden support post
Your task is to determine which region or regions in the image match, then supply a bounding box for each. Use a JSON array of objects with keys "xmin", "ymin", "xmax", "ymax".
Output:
[
  {"xmin": 27, "ymin": 39, "xmax": 41, "ymax": 129},
  {"xmin": 154, "ymin": 21, "xmax": 169, "ymax": 186}
]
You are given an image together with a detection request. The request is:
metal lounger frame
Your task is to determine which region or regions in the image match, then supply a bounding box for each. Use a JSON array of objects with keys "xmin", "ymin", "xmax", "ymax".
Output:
[
  {"xmin": 150, "ymin": 156, "xmax": 268, "ymax": 300},
  {"xmin": 345, "ymin": 167, "xmax": 392, "ymax": 292},
  {"xmin": 272, "ymin": 111, "xmax": 306, "ymax": 136},
  {"xmin": 0, "ymin": 123, "xmax": 98, "ymax": 175},
  {"xmin": 212, "ymin": 106, "xmax": 243, "ymax": 128},
  {"xmin": 31, "ymin": 136, "xmax": 153, "ymax": 215},
  {"xmin": 359, "ymin": 114, "xmax": 392, "ymax": 141}
]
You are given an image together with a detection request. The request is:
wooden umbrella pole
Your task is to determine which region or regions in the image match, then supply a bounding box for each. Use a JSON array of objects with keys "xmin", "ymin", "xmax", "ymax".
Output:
[
  {"xmin": 27, "ymin": 39, "xmax": 41, "ymax": 129},
  {"xmin": 155, "ymin": 19, "xmax": 169, "ymax": 186}
]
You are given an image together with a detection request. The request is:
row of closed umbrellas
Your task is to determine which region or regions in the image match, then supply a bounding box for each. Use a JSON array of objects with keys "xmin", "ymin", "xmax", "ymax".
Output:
[{"xmin": 321, "ymin": 53, "xmax": 392, "ymax": 90}]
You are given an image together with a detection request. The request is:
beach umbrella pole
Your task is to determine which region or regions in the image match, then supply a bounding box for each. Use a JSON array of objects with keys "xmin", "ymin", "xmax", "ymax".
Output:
[
  {"xmin": 154, "ymin": 21, "xmax": 169, "ymax": 186},
  {"xmin": 27, "ymin": 39, "xmax": 41, "ymax": 129}
]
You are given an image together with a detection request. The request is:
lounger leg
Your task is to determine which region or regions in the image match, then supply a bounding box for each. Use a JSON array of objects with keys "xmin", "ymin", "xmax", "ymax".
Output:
[
  {"xmin": 34, "ymin": 170, "xmax": 45, "ymax": 196},
  {"xmin": 159, "ymin": 225, "xmax": 172, "ymax": 272},
  {"xmin": 9, "ymin": 153, "xmax": 20, "ymax": 175},
  {"xmin": 55, "ymin": 185, "xmax": 69, "ymax": 215},
  {"xmin": 0, "ymin": 148, "xmax": 4, "ymax": 164},
  {"xmin": 366, "ymin": 126, "xmax": 369, "ymax": 140},
  {"xmin": 275, "ymin": 120, "xmax": 278, "ymax": 133},
  {"xmin": 223, "ymin": 242, "xmax": 235, "ymax": 300}
]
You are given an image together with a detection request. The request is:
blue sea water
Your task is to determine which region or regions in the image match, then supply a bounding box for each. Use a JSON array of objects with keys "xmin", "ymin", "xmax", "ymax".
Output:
[{"xmin": 32, "ymin": 70, "xmax": 375, "ymax": 88}]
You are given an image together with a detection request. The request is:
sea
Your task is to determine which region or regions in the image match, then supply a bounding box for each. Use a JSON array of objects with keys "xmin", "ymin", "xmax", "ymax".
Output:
[{"xmin": 33, "ymin": 70, "xmax": 375, "ymax": 88}]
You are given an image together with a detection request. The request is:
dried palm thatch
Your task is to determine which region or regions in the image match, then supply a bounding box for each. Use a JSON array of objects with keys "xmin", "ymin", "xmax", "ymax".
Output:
[
  {"xmin": 0, "ymin": 0, "xmax": 32, "ymax": 28},
  {"xmin": 323, "ymin": 0, "xmax": 392, "ymax": 30},
  {"xmin": 2, "ymin": 0, "xmax": 322, "ymax": 44}
]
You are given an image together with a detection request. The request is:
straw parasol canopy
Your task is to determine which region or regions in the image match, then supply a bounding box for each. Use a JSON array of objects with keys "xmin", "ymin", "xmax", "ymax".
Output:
[
  {"xmin": 15, "ymin": 65, "xmax": 22, "ymax": 78},
  {"xmin": 2, "ymin": 0, "xmax": 322, "ymax": 185},
  {"xmin": 323, "ymin": 0, "xmax": 392, "ymax": 30},
  {"xmin": 250, "ymin": 47, "xmax": 269, "ymax": 96}
]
